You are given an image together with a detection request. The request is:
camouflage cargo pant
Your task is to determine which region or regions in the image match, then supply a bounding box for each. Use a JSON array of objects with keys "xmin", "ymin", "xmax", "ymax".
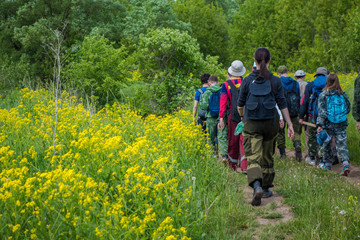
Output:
[
  {"xmin": 206, "ymin": 117, "xmax": 219, "ymax": 147},
  {"xmin": 307, "ymin": 116, "xmax": 321, "ymax": 158},
  {"xmin": 217, "ymin": 120, "xmax": 228, "ymax": 156},
  {"xmin": 276, "ymin": 116, "xmax": 301, "ymax": 149},
  {"xmin": 243, "ymin": 117, "xmax": 279, "ymax": 189},
  {"xmin": 323, "ymin": 127, "xmax": 349, "ymax": 165}
]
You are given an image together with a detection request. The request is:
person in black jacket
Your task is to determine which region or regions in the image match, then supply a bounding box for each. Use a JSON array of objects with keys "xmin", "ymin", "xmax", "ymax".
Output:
[{"xmin": 237, "ymin": 47, "xmax": 294, "ymax": 206}]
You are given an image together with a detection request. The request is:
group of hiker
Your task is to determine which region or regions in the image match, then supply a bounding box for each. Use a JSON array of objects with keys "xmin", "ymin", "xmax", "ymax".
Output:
[{"xmin": 193, "ymin": 47, "xmax": 359, "ymax": 206}]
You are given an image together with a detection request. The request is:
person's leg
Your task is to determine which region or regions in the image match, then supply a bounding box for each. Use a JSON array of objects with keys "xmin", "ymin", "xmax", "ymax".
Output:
[
  {"xmin": 321, "ymin": 134, "xmax": 334, "ymax": 169},
  {"xmin": 207, "ymin": 117, "xmax": 217, "ymax": 147},
  {"xmin": 227, "ymin": 117, "xmax": 240, "ymax": 169},
  {"xmin": 306, "ymin": 116, "xmax": 317, "ymax": 164},
  {"xmin": 292, "ymin": 117, "xmax": 302, "ymax": 161},
  {"xmin": 239, "ymin": 133, "xmax": 248, "ymax": 172},
  {"xmin": 217, "ymin": 119, "xmax": 228, "ymax": 160},
  {"xmin": 334, "ymin": 127, "xmax": 350, "ymax": 176},
  {"xmin": 276, "ymin": 125, "xmax": 286, "ymax": 157}
]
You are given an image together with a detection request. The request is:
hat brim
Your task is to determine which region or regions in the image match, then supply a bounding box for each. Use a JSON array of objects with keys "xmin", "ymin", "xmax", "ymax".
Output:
[{"xmin": 228, "ymin": 66, "xmax": 246, "ymax": 77}]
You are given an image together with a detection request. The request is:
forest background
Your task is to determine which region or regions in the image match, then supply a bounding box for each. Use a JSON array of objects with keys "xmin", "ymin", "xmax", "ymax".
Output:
[{"xmin": 1, "ymin": 0, "xmax": 360, "ymax": 115}]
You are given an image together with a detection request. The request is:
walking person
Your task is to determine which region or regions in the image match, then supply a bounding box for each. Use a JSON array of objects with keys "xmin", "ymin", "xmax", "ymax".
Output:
[
  {"xmin": 218, "ymin": 60, "xmax": 247, "ymax": 172},
  {"xmin": 294, "ymin": 70, "xmax": 309, "ymax": 157},
  {"xmin": 237, "ymin": 47, "xmax": 294, "ymax": 206},
  {"xmin": 299, "ymin": 67, "xmax": 329, "ymax": 165},
  {"xmin": 353, "ymin": 74, "xmax": 360, "ymax": 132},
  {"xmin": 199, "ymin": 75, "xmax": 221, "ymax": 148},
  {"xmin": 316, "ymin": 74, "xmax": 351, "ymax": 176},
  {"xmin": 193, "ymin": 73, "xmax": 210, "ymax": 130},
  {"xmin": 276, "ymin": 65, "xmax": 302, "ymax": 161}
]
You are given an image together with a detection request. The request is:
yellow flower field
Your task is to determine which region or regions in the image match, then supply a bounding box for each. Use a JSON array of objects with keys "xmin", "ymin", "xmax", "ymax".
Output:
[{"xmin": 0, "ymin": 88, "xmax": 219, "ymax": 239}]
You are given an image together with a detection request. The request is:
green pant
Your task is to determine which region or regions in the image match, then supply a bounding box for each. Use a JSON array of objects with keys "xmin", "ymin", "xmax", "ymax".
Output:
[
  {"xmin": 243, "ymin": 117, "xmax": 279, "ymax": 189},
  {"xmin": 277, "ymin": 116, "xmax": 301, "ymax": 149},
  {"xmin": 217, "ymin": 122, "xmax": 228, "ymax": 156},
  {"xmin": 206, "ymin": 117, "xmax": 219, "ymax": 146},
  {"xmin": 307, "ymin": 116, "xmax": 321, "ymax": 158}
]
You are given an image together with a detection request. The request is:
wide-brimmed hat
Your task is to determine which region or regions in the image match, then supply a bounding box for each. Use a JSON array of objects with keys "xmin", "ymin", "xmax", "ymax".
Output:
[
  {"xmin": 294, "ymin": 70, "xmax": 306, "ymax": 77},
  {"xmin": 228, "ymin": 60, "xmax": 246, "ymax": 77},
  {"xmin": 314, "ymin": 67, "xmax": 329, "ymax": 77}
]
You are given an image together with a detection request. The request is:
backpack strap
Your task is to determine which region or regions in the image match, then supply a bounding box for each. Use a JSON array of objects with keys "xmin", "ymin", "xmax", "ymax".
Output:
[{"xmin": 198, "ymin": 88, "xmax": 204, "ymax": 94}]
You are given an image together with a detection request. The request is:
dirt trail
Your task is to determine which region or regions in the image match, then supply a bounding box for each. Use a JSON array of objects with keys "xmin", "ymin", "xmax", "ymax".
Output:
[{"xmin": 285, "ymin": 149, "xmax": 360, "ymax": 186}]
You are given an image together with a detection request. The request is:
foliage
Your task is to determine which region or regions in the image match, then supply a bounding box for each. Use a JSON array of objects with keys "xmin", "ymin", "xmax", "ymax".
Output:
[
  {"xmin": 172, "ymin": 0, "xmax": 229, "ymax": 64},
  {"xmin": 65, "ymin": 32, "xmax": 130, "ymax": 107},
  {"xmin": 0, "ymin": 88, "xmax": 249, "ymax": 239},
  {"xmin": 132, "ymin": 28, "xmax": 224, "ymax": 115}
]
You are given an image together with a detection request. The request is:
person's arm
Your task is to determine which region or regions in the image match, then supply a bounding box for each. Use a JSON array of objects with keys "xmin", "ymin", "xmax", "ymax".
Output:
[
  {"xmin": 281, "ymin": 108, "xmax": 294, "ymax": 139},
  {"xmin": 218, "ymin": 82, "xmax": 229, "ymax": 129},
  {"xmin": 276, "ymin": 104, "xmax": 284, "ymax": 128},
  {"xmin": 353, "ymin": 75, "xmax": 360, "ymax": 130},
  {"xmin": 316, "ymin": 94, "xmax": 327, "ymax": 128}
]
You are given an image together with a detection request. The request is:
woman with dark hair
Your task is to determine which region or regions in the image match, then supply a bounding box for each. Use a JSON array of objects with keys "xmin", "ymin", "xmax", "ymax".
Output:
[
  {"xmin": 237, "ymin": 47, "xmax": 294, "ymax": 206},
  {"xmin": 316, "ymin": 73, "xmax": 351, "ymax": 176}
]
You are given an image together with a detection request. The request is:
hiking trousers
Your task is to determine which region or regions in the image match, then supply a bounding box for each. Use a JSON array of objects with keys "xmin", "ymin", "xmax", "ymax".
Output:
[
  {"xmin": 323, "ymin": 127, "xmax": 349, "ymax": 166},
  {"xmin": 307, "ymin": 116, "xmax": 321, "ymax": 158},
  {"xmin": 206, "ymin": 117, "xmax": 219, "ymax": 147},
  {"xmin": 243, "ymin": 117, "xmax": 279, "ymax": 189},
  {"xmin": 228, "ymin": 117, "xmax": 246, "ymax": 165},
  {"xmin": 277, "ymin": 116, "xmax": 301, "ymax": 149},
  {"xmin": 217, "ymin": 118, "xmax": 228, "ymax": 156}
]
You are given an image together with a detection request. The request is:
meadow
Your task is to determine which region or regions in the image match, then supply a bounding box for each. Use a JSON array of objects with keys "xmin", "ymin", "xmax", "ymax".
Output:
[{"xmin": 0, "ymin": 72, "xmax": 359, "ymax": 239}]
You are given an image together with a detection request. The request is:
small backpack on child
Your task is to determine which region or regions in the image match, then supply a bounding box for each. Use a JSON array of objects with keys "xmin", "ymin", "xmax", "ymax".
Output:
[
  {"xmin": 197, "ymin": 89, "xmax": 207, "ymax": 118},
  {"xmin": 327, "ymin": 93, "xmax": 347, "ymax": 123},
  {"xmin": 208, "ymin": 89, "xmax": 221, "ymax": 118}
]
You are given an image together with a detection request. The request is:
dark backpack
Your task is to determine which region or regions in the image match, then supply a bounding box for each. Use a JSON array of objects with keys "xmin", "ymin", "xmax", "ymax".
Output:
[
  {"xmin": 208, "ymin": 89, "xmax": 221, "ymax": 118},
  {"xmin": 284, "ymin": 81, "xmax": 300, "ymax": 117},
  {"xmin": 246, "ymin": 79, "xmax": 276, "ymax": 120},
  {"xmin": 308, "ymin": 76, "xmax": 327, "ymax": 118},
  {"xmin": 327, "ymin": 93, "xmax": 347, "ymax": 123},
  {"xmin": 197, "ymin": 88, "xmax": 206, "ymax": 118},
  {"xmin": 227, "ymin": 80, "xmax": 241, "ymax": 123}
]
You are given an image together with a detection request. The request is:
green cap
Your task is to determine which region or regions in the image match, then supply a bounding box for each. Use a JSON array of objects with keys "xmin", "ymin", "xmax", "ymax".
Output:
[{"xmin": 277, "ymin": 65, "xmax": 288, "ymax": 74}]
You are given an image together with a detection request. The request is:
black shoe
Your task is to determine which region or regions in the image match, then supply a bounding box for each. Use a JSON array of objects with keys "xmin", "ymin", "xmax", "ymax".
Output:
[
  {"xmin": 262, "ymin": 188, "xmax": 273, "ymax": 198},
  {"xmin": 251, "ymin": 181, "xmax": 263, "ymax": 206},
  {"xmin": 279, "ymin": 148, "xmax": 286, "ymax": 159}
]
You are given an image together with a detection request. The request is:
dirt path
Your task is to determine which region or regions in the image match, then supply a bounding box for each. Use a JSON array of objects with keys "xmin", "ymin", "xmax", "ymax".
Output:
[{"xmin": 285, "ymin": 149, "xmax": 360, "ymax": 186}]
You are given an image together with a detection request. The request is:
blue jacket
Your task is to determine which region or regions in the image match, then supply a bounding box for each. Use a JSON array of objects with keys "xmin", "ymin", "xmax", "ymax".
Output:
[{"xmin": 280, "ymin": 76, "xmax": 300, "ymax": 98}]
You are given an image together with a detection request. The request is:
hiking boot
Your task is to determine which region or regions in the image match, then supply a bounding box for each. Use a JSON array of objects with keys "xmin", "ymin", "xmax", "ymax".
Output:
[
  {"xmin": 294, "ymin": 142, "xmax": 302, "ymax": 162},
  {"xmin": 305, "ymin": 156, "xmax": 316, "ymax": 165},
  {"xmin": 340, "ymin": 165, "xmax": 350, "ymax": 176},
  {"xmin": 262, "ymin": 188, "xmax": 273, "ymax": 198},
  {"xmin": 251, "ymin": 181, "xmax": 263, "ymax": 206},
  {"xmin": 279, "ymin": 148, "xmax": 286, "ymax": 159}
]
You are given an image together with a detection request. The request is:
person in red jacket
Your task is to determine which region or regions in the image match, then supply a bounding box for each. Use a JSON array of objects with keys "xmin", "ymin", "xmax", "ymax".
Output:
[{"xmin": 218, "ymin": 60, "xmax": 247, "ymax": 172}]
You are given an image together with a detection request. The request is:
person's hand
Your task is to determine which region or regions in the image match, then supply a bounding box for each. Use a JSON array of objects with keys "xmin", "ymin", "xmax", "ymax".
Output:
[
  {"xmin": 287, "ymin": 125, "xmax": 294, "ymax": 140},
  {"xmin": 218, "ymin": 118, "xmax": 225, "ymax": 129},
  {"xmin": 317, "ymin": 126, "xmax": 323, "ymax": 134},
  {"xmin": 299, "ymin": 119, "xmax": 303, "ymax": 125},
  {"xmin": 357, "ymin": 121, "xmax": 360, "ymax": 131},
  {"xmin": 279, "ymin": 120, "xmax": 285, "ymax": 129}
]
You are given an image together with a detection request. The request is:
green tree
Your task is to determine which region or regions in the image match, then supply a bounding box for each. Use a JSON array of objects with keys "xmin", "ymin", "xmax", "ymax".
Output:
[
  {"xmin": 132, "ymin": 28, "xmax": 224, "ymax": 115},
  {"xmin": 172, "ymin": 0, "xmax": 229, "ymax": 64},
  {"xmin": 66, "ymin": 31, "xmax": 130, "ymax": 107}
]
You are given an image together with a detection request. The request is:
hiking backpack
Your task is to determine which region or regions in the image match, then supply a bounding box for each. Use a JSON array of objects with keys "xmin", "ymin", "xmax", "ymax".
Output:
[
  {"xmin": 327, "ymin": 93, "xmax": 347, "ymax": 123},
  {"xmin": 308, "ymin": 76, "xmax": 327, "ymax": 118},
  {"xmin": 284, "ymin": 81, "xmax": 300, "ymax": 117},
  {"xmin": 246, "ymin": 79, "xmax": 276, "ymax": 120},
  {"xmin": 208, "ymin": 89, "xmax": 221, "ymax": 118},
  {"xmin": 197, "ymin": 88, "xmax": 207, "ymax": 118},
  {"xmin": 227, "ymin": 80, "xmax": 242, "ymax": 122}
]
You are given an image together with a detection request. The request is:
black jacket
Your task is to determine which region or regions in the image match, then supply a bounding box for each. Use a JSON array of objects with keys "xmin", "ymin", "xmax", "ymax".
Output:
[{"xmin": 238, "ymin": 70, "xmax": 287, "ymax": 110}]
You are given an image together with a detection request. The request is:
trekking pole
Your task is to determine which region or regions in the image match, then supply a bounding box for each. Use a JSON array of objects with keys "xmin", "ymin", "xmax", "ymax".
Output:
[{"xmin": 302, "ymin": 121, "xmax": 317, "ymax": 128}]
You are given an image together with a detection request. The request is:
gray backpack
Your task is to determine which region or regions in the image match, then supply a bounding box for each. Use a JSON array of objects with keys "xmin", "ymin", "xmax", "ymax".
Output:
[{"xmin": 198, "ymin": 88, "xmax": 207, "ymax": 117}]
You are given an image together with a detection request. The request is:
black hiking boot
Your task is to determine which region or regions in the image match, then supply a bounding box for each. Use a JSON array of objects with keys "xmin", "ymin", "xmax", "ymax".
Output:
[
  {"xmin": 294, "ymin": 142, "xmax": 302, "ymax": 162},
  {"xmin": 262, "ymin": 188, "xmax": 273, "ymax": 198},
  {"xmin": 251, "ymin": 180, "xmax": 263, "ymax": 206},
  {"xmin": 279, "ymin": 148, "xmax": 286, "ymax": 159}
]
